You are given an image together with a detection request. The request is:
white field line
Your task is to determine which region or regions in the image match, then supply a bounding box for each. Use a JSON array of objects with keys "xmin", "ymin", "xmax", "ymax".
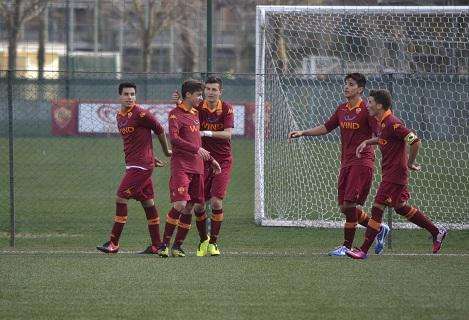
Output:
[{"xmin": 0, "ymin": 250, "xmax": 468, "ymax": 257}]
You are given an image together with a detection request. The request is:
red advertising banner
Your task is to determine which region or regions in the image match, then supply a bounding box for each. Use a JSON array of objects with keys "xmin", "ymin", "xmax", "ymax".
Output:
[{"xmin": 51, "ymin": 99, "xmax": 78, "ymax": 136}]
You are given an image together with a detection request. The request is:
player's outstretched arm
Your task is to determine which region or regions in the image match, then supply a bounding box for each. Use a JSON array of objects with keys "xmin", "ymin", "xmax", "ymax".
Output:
[
  {"xmin": 288, "ymin": 125, "xmax": 328, "ymax": 140},
  {"xmin": 201, "ymin": 128, "xmax": 232, "ymax": 140},
  {"xmin": 157, "ymin": 132, "xmax": 172, "ymax": 157}
]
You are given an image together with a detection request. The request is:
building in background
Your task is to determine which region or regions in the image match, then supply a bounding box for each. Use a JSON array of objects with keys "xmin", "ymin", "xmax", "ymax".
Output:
[{"xmin": 0, "ymin": 0, "xmax": 466, "ymax": 75}]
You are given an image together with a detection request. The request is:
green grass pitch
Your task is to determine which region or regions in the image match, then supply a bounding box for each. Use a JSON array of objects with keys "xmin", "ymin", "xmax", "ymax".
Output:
[{"xmin": 1, "ymin": 137, "xmax": 468, "ymax": 320}]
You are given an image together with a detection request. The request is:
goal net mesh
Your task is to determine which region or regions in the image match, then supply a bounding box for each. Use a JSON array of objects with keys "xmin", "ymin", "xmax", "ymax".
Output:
[{"xmin": 255, "ymin": 6, "xmax": 469, "ymax": 229}]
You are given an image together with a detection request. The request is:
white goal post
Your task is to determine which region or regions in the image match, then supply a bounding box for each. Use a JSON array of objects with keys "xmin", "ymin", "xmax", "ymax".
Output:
[{"xmin": 255, "ymin": 6, "xmax": 469, "ymax": 229}]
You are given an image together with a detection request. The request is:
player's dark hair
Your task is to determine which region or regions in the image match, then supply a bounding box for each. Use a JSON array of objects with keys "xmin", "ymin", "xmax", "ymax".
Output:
[
  {"xmin": 205, "ymin": 76, "xmax": 223, "ymax": 89},
  {"xmin": 369, "ymin": 89, "xmax": 392, "ymax": 110},
  {"xmin": 345, "ymin": 73, "xmax": 367, "ymax": 88},
  {"xmin": 182, "ymin": 79, "xmax": 204, "ymax": 99},
  {"xmin": 118, "ymin": 82, "xmax": 137, "ymax": 95}
]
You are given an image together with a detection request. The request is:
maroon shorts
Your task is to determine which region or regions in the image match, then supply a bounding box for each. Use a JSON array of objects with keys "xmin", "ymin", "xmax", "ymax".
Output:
[
  {"xmin": 116, "ymin": 168, "xmax": 154, "ymax": 201},
  {"xmin": 169, "ymin": 171, "xmax": 204, "ymax": 204},
  {"xmin": 374, "ymin": 181, "xmax": 410, "ymax": 208},
  {"xmin": 204, "ymin": 158, "xmax": 232, "ymax": 201},
  {"xmin": 337, "ymin": 165, "xmax": 373, "ymax": 206}
]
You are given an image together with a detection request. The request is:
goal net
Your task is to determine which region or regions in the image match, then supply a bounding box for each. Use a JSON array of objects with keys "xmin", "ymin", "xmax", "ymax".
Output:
[{"xmin": 255, "ymin": 6, "xmax": 469, "ymax": 229}]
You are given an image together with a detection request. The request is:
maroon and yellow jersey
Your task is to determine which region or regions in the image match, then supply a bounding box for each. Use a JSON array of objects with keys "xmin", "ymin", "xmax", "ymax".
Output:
[
  {"xmin": 116, "ymin": 104, "xmax": 164, "ymax": 170},
  {"xmin": 197, "ymin": 100, "xmax": 234, "ymax": 161},
  {"xmin": 168, "ymin": 102, "xmax": 203, "ymax": 174},
  {"xmin": 324, "ymin": 99, "xmax": 377, "ymax": 169},
  {"xmin": 377, "ymin": 110, "xmax": 419, "ymax": 185}
]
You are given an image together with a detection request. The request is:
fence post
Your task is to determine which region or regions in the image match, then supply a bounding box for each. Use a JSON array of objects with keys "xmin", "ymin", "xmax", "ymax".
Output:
[
  {"xmin": 387, "ymin": 206, "xmax": 392, "ymax": 250},
  {"xmin": 206, "ymin": 0, "xmax": 213, "ymax": 75},
  {"xmin": 7, "ymin": 69, "xmax": 15, "ymax": 248},
  {"xmin": 385, "ymin": 73, "xmax": 395, "ymax": 250}
]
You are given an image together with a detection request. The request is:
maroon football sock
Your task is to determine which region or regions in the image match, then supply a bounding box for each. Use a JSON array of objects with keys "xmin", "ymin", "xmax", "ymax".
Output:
[
  {"xmin": 360, "ymin": 206, "xmax": 383, "ymax": 253},
  {"xmin": 357, "ymin": 208, "xmax": 370, "ymax": 227},
  {"xmin": 209, "ymin": 209, "xmax": 224, "ymax": 244},
  {"xmin": 195, "ymin": 210, "xmax": 208, "ymax": 242},
  {"xmin": 162, "ymin": 208, "xmax": 181, "ymax": 246},
  {"xmin": 110, "ymin": 203, "xmax": 128, "ymax": 246},
  {"xmin": 395, "ymin": 205, "xmax": 439, "ymax": 237},
  {"xmin": 342, "ymin": 207, "xmax": 358, "ymax": 249},
  {"xmin": 174, "ymin": 214, "xmax": 192, "ymax": 246},
  {"xmin": 144, "ymin": 205, "xmax": 161, "ymax": 246}
]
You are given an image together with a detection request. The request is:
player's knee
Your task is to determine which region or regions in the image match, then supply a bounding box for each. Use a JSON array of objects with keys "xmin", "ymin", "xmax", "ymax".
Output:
[
  {"xmin": 340, "ymin": 202, "xmax": 355, "ymax": 213},
  {"xmin": 394, "ymin": 203, "xmax": 410, "ymax": 215},
  {"xmin": 141, "ymin": 199, "xmax": 154, "ymax": 208},
  {"xmin": 116, "ymin": 197, "xmax": 128, "ymax": 204},
  {"xmin": 173, "ymin": 201, "xmax": 186, "ymax": 212},
  {"xmin": 373, "ymin": 202, "xmax": 386, "ymax": 211},
  {"xmin": 210, "ymin": 197, "xmax": 223, "ymax": 210},
  {"xmin": 193, "ymin": 203, "xmax": 205, "ymax": 214}
]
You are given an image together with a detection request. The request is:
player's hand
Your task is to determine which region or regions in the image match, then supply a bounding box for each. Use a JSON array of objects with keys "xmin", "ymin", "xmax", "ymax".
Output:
[
  {"xmin": 356, "ymin": 141, "xmax": 367, "ymax": 158},
  {"xmin": 154, "ymin": 157, "xmax": 166, "ymax": 167},
  {"xmin": 408, "ymin": 162, "xmax": 421, "ymax": 171},
  {"xmin": 197, "ymin": 147, "xmax": 211, "ymax": 161},
  {"xmin": 211, "ymin": 159, "xmax": 221, "ymax": 175},
  {"xmin": 171, "ymin": 90, "xmax": 181, "ymax": 104},
  {"xmin": 164, "ymin": 149, "xmax": 172, "ymax": 157},
  {"xmin": 288, "ymin": 130, "xmax": 303, "ymax": 141}
]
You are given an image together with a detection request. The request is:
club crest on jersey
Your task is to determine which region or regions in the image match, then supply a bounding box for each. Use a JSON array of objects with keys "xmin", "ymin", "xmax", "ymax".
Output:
[
  {"xmin": 378, "ymin": 138, "xmax": 388, "ymax": 146},
  {"xmin": 355, "ymin": 108, "xmax": 361, "ymax": 114},
  {"xmin": 381, "ymin": 123, "xmax": 386, "ymax": 128},
  {"xmin": 169, "ymin": 114, "xmax": 177, "ymax": 119},
  {"xmin": 393, "ymin": 123, "xmax": 401, "ymax": 130}
]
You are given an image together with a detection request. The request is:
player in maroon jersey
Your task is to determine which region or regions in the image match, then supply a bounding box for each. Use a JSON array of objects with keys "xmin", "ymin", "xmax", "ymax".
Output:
[
  {"xmin": 288, "ymin": 73, "xmax": 389, "ymax": 256},
  {"xmin": 171, "ymin": 77, "xmax": 234, "ymax": 256},
  {"xmin": 194, "ymin": 77, "xmax": 234, "ymax": 256},
  {"xmin": 347, "ymin": 89, "xmax": 447, "ymax": 259},
  {"xmin": 160, "ymin": 79, "xmax": 221, "ymax": 257},
  {"xmin": 97, "ymin": 82, "xmax": 172, "ymax": 254}
]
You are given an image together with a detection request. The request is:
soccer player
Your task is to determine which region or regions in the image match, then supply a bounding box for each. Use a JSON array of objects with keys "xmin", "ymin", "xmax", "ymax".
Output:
[
  {"xmin": 288, "ymin": 73, "xmax": 389, "ymax": 256},
  {"xmin": 346, "ymin": 89, "xmax": 447, "ymax": 259},
  {"xmin": 97, "ymin": 82, "xmax": 172, "ymax": 254},
  {"xmin": 171, "ymin": 77, "xmax": 234, "ymax": 257},
  {"xmin": 194, "ymin": 77, "xmax": 234, "ymax": 256},
  {"xmin": 160, "ymin": 79, "xmax": 221, "ymax": 257}
]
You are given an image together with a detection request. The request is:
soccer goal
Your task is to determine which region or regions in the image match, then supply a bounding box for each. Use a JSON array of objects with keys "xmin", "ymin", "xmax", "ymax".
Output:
[{"xmin": 255, "ymin": 6, "xmax": 469, "ymax": 229}]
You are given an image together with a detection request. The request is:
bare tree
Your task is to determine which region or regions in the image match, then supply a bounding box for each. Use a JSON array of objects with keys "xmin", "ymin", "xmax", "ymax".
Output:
[
  {"xmin": 104, "ymin": 0, "xmax": 178, "ymax": 73},
  {"xmin": 173, "ymin": 1, "xmax": 202, "ymax": 73},
  {"xmin": 132, "ymin": 0, "xmax": 174, "ymax": 73},
  {"xmin": 0, "ymin": 0, "xmax": 49, "ymax": 77}
]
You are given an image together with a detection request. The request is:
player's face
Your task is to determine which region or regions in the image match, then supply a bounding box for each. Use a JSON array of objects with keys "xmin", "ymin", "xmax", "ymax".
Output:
[
  {"xmin": 344, "ymin": 78, "xmax": 363, "ymax": 99},
  {"xmin": 204, "ymin": 83, "xmax": 222, "ymax": 103},
  {"xmin": 367, "ymin": 96, "xmax": 379, "ymax": 116},
  {"xmin": 119, "ymin": 87, "xmax": 136, "ymax": 108},
  {"xmin": 187, "ymin": 90, "xmax": 203, "ymax": 108}
]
